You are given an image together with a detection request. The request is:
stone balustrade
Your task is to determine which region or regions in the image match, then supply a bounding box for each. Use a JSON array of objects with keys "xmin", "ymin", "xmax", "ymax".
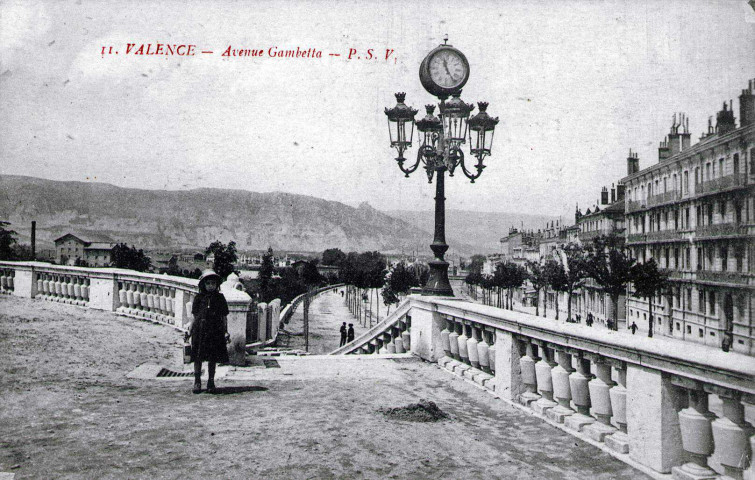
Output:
[
  {"xmin": 0, "ymin": 261, "xmax": 281, "ymax": 366},
  {"xmin": 330, "ymin": 298, "xmax": 412, "ymax": 355},
  {"xmin": 337, "ymin": 294, "xmax": 755, "ymax": 477}
]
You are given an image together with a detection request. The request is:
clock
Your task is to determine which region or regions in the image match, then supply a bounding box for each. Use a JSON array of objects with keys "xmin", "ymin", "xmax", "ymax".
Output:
[{"xmin": 419, "ymin": 44, "xmax": 470, "ymax": 98}]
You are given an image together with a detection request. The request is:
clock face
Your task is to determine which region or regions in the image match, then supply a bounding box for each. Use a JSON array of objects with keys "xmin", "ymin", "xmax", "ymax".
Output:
[
  {"xmin": 428, "ymin": 50, "xmax": 467, "ymax": 89},
  {"xmin": 419, "ymin": 45, "xmax": 470, "ymax": 97}
]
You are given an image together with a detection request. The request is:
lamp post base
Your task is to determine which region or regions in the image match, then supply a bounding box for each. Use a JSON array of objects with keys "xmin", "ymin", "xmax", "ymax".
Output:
[{"xmin": 423, "ymin": 259, "xmax": 455, "ymax": 297}]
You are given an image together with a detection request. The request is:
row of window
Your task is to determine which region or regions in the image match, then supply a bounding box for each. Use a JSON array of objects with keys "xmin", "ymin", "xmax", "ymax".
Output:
[
  {"xmin": 629, "ymin": 195, "xmax": 748, "ymax": 234},
  {"xmin": 628, "ymin": 150, "xmax": 751, "ymax": 202},
  {"xmin": 633, "ymin": 242, "xmax": 750, "ymax": 272}
]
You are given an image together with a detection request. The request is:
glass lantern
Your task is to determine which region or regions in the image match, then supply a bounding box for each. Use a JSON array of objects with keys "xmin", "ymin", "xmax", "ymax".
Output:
[
  {"xmin": 438, "ymin": 93, "xmax": 474, "ymax": 146},
  {"xmin": 384, "ymin": 92, "xmax": 418, "ymax": 161},
  {"xmin": 468, "ymin": 102, "xmax": 499, "ymax": 161}
]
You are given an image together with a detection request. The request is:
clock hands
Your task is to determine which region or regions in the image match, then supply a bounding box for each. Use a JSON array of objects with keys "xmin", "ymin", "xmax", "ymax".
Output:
[{"xmin": 443, "ymin": 58, "xmax": 458, "ymax": 83}]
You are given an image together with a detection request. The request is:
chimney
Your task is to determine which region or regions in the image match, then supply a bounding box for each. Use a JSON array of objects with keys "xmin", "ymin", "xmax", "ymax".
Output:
[
  {"xmin": 616, "ymin": 182, "xmax": 626, "ymax": 201},
  {"xmin": 610, "ymin": 183, "xmax": 616, "ymax": 203},
  {"xmin": 31, "ymin": 221, "xmax": 36, "ymax": 261},
  {"xmin": 740, "ymin": 79, "xmax": 755, "ymax": 127},
  {"xmin": 680, "ymin": 114, "xmax": 691, "ymax": 151},
  {"xmin": 658, "ymin": 136, "xmax": 670, "ymax": 162},
  {"xmin": 627, "ymin": 148, "xmax": 640, "ymax": 175},
  {"xmin": 668, "ymin": 113, "xmax": 682, "ymax": 156},
  {"xmin": 716, "ymin": 101, "xmax": 736, "ymax": 135},
  {"xmin": 601, "ymin": 186, "xmax": 608, "ymax": 205}
]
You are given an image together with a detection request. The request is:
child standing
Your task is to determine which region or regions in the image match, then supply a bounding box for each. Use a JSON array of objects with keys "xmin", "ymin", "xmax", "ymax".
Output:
[{"xmin": 186, "ymin": 270, "xmax": 230, "ymax": 394}]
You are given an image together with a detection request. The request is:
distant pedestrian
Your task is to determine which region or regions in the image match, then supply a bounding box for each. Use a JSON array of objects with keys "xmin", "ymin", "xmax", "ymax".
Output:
[
  {"xmin": 586, "ymin": 313, "xmax": 593, "ymax": 327},
  {"xmin": 629, "ymin": 322, "xmax": 638, "ymax": 335},
  {"xmin": 186, "ymin": 270, "xmax": 230, "ymax": 394},
  {"xmin": 347, "ymin": 323, "xmax": 355, "ymax": 342},
  {"xmin": 339, "ymin": 322, "xmax": 347, "ymax": 346}
]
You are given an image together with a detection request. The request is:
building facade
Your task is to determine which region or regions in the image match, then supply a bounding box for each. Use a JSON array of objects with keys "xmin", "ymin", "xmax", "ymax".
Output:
[
  {"xmin": 622, "ymin": 80, "xmax": 755, "ymax": 355},
  {"xmin": 54, "ymin": 233, "xmax": 116, "ymax": 267}
]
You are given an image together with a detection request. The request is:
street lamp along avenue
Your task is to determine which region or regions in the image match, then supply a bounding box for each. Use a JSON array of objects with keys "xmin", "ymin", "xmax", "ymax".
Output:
[{"xmin": 385, "ymin": 36, "xmax": 499, "ymax": 296}]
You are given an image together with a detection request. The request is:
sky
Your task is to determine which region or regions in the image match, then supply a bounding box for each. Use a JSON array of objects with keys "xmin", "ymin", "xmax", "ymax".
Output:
[{"xmin": 1, "ymin": 0, "xmax": 754, "ymax": 221}]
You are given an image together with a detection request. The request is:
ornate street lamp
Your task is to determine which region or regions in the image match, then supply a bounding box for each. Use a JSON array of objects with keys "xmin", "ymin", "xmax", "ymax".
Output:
[{"xmin": 385, "ymin": 37, "xmax": 500, "ymax": 296}]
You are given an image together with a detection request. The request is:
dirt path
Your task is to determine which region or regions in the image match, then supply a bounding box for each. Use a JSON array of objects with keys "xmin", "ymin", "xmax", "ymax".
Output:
[
  {"xmin": 0, "ymin": 295, "xmax": 648, "ymax": 479},
  {"xmin": 284, "ymin": 290, "xmax": 372, "ymax": 354}
]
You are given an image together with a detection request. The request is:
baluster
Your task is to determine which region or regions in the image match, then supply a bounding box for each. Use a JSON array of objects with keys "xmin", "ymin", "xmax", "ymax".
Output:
[
  {"xmin": 66, "ymin": 276, "xmax": 74, "ymax": 301},
  {"xmin": 710, "ymin": 388, "xmax": 754, "ymax": 480},
  {"xmin": 457, "ymin": 323, "xmax": 469, "ymax": 364},
  {"xmin": 467, "ymin": 325, "xmax": 480, "ymax": 369},
  {"xmin": 0, "ymin": 270, "xmax": 6, "ymax": 292},
  {"xmin": 401, "ymin": 325, "xmax": 410, "ymax": 352},
  {"xmin": 54, "ymin": 275, "xmax": 62, "ymax": 300},
  {"xmin": 7, "ymin": 271, "xmax": 13, "ymax": 291},
  {"xmin": 158, "ymin": 287, "xmax": 167, "ymax": 316},
  {"xmin": 146, "ymin": 286, "xmax": 155, "ymax": 316},
  {"xmin": 518, "ymin": 339, "xmax": 541, "ymax": 406},
  {"xmin": 547, "ymin": 347, "xmax": 576, "ymax": 423},
  {"xmin": 118, "ymin": 282, "xmax": 127, "ymax": 310},
  {"xmin": 41, "ymin": 274, "xmax": 50, "ymax": 298},
  {"xmin": 565, "ymin": 350, "xmax": 595, "ymax": 432},
  {"xmin": 126, "ymin": 282, "xmax": 136, "ymax": 313},
  {"xmin": 533, "ymin": 342, "xmax": 558, "ymax": 414},
  {"xmin": 139, "ymin": 284, "xmax": 148, "ymax": 312},
  {"xmin": 488, "ymin": 332, "xmax": 496, "ymax": 375},
  {"xmin": 166, "ymin": 289, "xmax": 175, "ymax": 317},
  {"xmin": 441, "ymin": 317, "xmax": 452, "ymax": 358},
  {"xmin": 394, "ymin": 335, "xmax": 405, "ymax": 353},
  {"xmin": 605, "ymin": 361, "xmax": 629, "ymax": 453},
  {"xmin": 82, "ymin": 278, "xmax": 89, "ymax": 302},
  {"xmin": 36, "ymin": 275, "xmax": 43, "ymax": 297},
  {"xmin": 449, "ymin": 319, "xmax": 460, "ymax": 361},
  {"xmin": 671, "ymin": 379, "xmax": 717, "ymax": 480},
  {"xmin": 584, "ymin": 356, "xmax": 617, "ymax": 442},
  {"xmin": 73, "ymin": 278, "xmax": 82, "ymax": 303},
  {"xmin": 385, "ymin": 332, "xmax": 396, "ymax": 354},
  {"xmin": 477, "ymin": 329, "xmax": 491, "ymax": 374}
]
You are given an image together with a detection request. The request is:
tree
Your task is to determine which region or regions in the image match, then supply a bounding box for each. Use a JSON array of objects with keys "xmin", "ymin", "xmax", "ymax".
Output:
[
  {"xmin": 206, "ymin": 240, "xmax": 237, "ymax": 280},
  {"xmin": 321, "ymin": 248, "xmax": 346, "ymax": 267},
  {"xmin": 525, "ymin": 260, "xmax": 548, "ymax": 316},
  {"xmin": 558, "ymin": 243, "xmax": 589, "ymax": 322},
  {"xmin": 464, "ymin": 270, "xmax": 481, "ymax": 300},
  {"xmin": 498, "ymin": 262, "xmax": 528, "ymax": 310},
  {"xmin": 111, "ymin": 243, "xmax": 152, "ymax": 272},
  {"xmin": 630, "ymin": 258, "xmax": 669, "ymax": 338},
  {"xmin": 0, "ymin": 221, "xmax": 18, "ymax": 260},
  {"xmin": 544, "ymin": 258, "xmax": 567, "ymax": 320},
  {"xmin": 382, "ymin": 261, "xmax": 422, "ymax": 313},
  {"xmin": 301, "ymin": 260, "xmax": 324, "ymax": 287},
  {"xmin": 166, "ymin": 255, "xmax": 182, "ymax": 276},
  {"xmin": 586, "ymin": 234, "xmax": 636, "ymax": 330}
]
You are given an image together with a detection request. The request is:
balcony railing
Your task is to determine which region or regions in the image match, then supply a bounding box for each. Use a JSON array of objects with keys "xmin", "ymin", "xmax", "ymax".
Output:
[
  {"xmin": 626, "ymin": 233, "xmax": 646, "ymax": 243},
  {"xmin": 696, "ymin": 270, "xmax": 752, "ymax": 286},
  {"xmin": 646, "ymin": 230, "xmax": 680, "ymax": 242},
  {"xmin": 696, "ymin": 173, "xmax": 747, "ymax": 195},
  {"xmin": 647, "ymin": 190, "xmax": 681, "ymax": 206},
  {"xmin": 695, "ymin": 222, "xmax": 746, "ymax": 238}
]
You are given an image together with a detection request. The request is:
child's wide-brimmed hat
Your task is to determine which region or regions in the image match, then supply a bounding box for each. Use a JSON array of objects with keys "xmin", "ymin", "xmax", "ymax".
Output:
[{"xmin": 198, "ymin": 270, "xmax": 222, "ymax": 291}]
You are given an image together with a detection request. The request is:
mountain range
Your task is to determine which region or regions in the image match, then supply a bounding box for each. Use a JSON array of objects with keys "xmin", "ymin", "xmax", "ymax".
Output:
[{"xmin": 0, "ymin": 175, "xmax": 555, "ymax": 255}]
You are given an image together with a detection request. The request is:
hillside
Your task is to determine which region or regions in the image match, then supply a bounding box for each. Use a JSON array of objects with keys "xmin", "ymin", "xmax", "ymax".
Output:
[{"xmin": 0, "ymin": 175, "xmax": 460, "ymax": 254}]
